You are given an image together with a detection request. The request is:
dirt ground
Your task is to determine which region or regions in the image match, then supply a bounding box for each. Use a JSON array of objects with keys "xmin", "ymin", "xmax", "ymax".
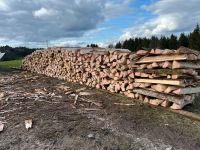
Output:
[{"xmin": 0, "ymin": 68, "xmax": 200, "ymax": 150}]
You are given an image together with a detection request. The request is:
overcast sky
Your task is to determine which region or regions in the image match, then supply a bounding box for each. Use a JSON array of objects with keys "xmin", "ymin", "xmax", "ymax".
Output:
[{"xmin": 0, "ymin": 0, "xmax": 200, "ymax": 48}]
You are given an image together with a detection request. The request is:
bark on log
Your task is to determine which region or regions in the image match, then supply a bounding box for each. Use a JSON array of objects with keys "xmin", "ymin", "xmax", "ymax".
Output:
[
  {"xmin": 172, "ymin": 61, "xmax": 200, "ymax": 69},
  {"xmin": 133, "ymin": 88, "xmax": 189, "ymax": 105}
]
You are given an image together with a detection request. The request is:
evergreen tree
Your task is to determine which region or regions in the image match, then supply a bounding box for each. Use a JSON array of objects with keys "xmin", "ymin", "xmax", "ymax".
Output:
[
  {"xmin": 178, "ymin": 33, "xmax": 189, "ymax": 47},
  {"xmin": 115, "ymin": 42, "xmax": 122, "ymax": 48},
  {"xmin": 189, "ymin": 24, "xmax": 200, "ymax": 50},
  {"xmin": 142, "ymin": 37, "xmax": 150, "ymax": 49},
  {"xmin": 159, "ymin": 36, "xmax": 169, "ymax": 49},
  {"xmin": 169, "ymin": 34, "xmax": 178, "ymax": 49},
  {"xmin": 149, "ymin": 36, "xmax": 159, "ymax": 48},
  {"xmin": 114, "ymin": 24, "xmax": 199, "ymax": 51}
]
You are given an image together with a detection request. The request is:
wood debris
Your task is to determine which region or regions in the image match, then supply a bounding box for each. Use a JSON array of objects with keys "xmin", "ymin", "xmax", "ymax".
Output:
[
  {"xmin": 25, "ymin": 119, "xmax": 33, "ymax": 130},
  {"xmin": 0, "ymin": 121, "xmax": 4, "ymax": 132}
]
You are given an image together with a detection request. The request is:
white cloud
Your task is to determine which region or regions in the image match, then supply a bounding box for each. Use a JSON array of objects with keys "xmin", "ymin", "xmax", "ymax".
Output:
[
  {"xmin": 0, "ymin": 0, "xmax": 8, "ymax": 11},
  {"xmin": 0, "ymin": 0, "xmax": 132, "ymax": 46},
  {"xmin": 33, "ymin": 7, "xmax": 53, "ymax": 18},
  {"xmin": 104, "ymin": 0, "xmax": 132, "ymax": 19},
  {"xmin": 121, "ymin": 0, "xmax": 200, "ymax": 40}
]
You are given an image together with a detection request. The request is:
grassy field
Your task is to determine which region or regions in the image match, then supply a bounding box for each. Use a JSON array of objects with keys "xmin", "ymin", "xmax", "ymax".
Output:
[{"xmin": 0, "ymin": 60, "xmax": 22, "ymax": 69}]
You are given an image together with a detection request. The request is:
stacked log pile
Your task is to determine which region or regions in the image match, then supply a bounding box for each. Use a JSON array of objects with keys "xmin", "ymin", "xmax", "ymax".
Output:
[{"xmin": 22, "ymin": 46, "xmax": 200, "ymax": 110}]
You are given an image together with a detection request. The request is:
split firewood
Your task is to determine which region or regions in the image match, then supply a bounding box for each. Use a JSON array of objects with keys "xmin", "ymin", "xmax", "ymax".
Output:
[
  {"xmin": 22, "ymin": 47, "xmax": 200, "ymax": 110},
  {"xmin": 150, "ymin": 49, "xmax": 155, "ymax": 54},
  {"xmin": 143, "ymin": 97, "xmax": 149, "ymax": 103},
  {"xmin": 149, "ymin": 99, "xmax": 164, "ymax": 106},
  {"xmin": 172, "ymin": 60, "xmax": 200, "ymax": 69},
  {"xmin": 162, "ymin": 61, "xmax": 172, "ymax": 68},
  {"xmin": 139, "ymin": 64, "xmax": 148, "ymax": 69},
  {"xmin": 151, "ymin": 84, "xmax": 168, "ymax": 92},
  {"xmin": 151, "ymin": 62, "xmax": 159, "ymax": 68},
  {"xmin": 154, "ymin": 49, "xmax": 163, "ymax": 55},
  {"xmin": 161, "ymin": 100, "xmax": 171, "ymax": 107},
  {"xmin": 162, "ymin": 49, "xmax": 174, "ymax": 55},
  {"xmin": 164, "ymin": 86, "xmax": 179, "ymax": 93},
  {"xmin": 136, "ymin": 50, "xmax": 148, "ymax": 56}
]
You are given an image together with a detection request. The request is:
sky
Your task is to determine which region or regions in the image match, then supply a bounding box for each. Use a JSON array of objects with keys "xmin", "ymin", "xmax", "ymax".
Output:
[{"xmin": 0, "ymin": 0, "xmax": 200, "ymax": 48}]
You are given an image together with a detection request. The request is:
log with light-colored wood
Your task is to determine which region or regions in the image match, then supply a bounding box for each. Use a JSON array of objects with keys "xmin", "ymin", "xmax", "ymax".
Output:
[
  {"xmin": 172, "ymin": 61, "xmax": 200, "ymax": 69},
  {"xmin": 135, "ymin": 79, "xmax": 186, "ymax": 86},
  {"xmin": 135, "ymin": 54, "xmax": 193, "ymax": 64},
  {"xmin": 151, "ymin": 84, "xmax": 168, "ymax": 92}
]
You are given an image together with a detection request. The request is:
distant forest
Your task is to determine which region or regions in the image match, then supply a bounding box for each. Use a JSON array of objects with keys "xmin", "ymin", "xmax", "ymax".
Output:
[
  {"xmin": 111, "ymin": 24, "xmax": 200, "ymax": 51},
  {"xmin": 0, "ymin": 46, "xmax": 36, "ymax": 61}
]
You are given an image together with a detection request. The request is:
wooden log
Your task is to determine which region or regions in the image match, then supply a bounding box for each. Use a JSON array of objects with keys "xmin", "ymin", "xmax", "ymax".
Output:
[
  {"xmin": 143, "ymin": 97, "xmax": 149, "ymax": 103},
  {"xmin": 133, "ymin": 83, "xmax": 140, "ymax": 87},
  {"xmin": 149, "ymin": 99, "xmax": 164, "ymax": 106},
  {"xmin": 135, "ymin": 54, "xmax": 194, "ymax": 64},
  {"xmin": 151, "ymin": 62, "xmax": 159, "ymax": 68},
  {"xmin": 164, "ymin": 86, "xmax": 179, "ymax": 93},
  {"xmin": 147, "ymin": 64, "xmax": 153, "ymax": 69},
  {"xmin": 135, "ymin": 69, "xmax": 197, "ymax": 76},
  {"xmin": 176, "ymin": 46, "xmax": 200, "ymax": 56},
  {"xmin": 133, "ymin": 88, "xmax": 187, "ymax": 105},
  {"xmin": 139, "ymin": 64, "xmax": 147, "ymax": 69},
  {"xmin": 129, "ymin": 73, "xmax": 135, "ymax": 78},
  {"xmin": 151, "ymin": 84, "xmax": 168, "ymax": 92},
  {"xmin": 172, "ymin": 61, "xmax": 200, "ymax": 69},
  {"xmin": 134, "ymin": 79, "xmax": 185, "ymax": 86},
  {"xmin": 140, "ymin": 73, "xmax": 149, "ymax": 78},
  {"xmin": 162, "ymin": 49, "xmax": 175, "ymax": 55},
  {"xmin": 139, "ymin": 83, "xmax": 151, "ymax": 88},
  {"xmin": 149, "ymin": 49, "xmax": 155, "ymax": 54},
  {"xmin": 135, "ymin": 72, "xmax": 141, "ymax": 76},
  {"xmin": 172, "ymin": 87, "xmax": 200, "ymax": 95},
  {"xmin": 154, "ymin": 49, "xmax": 162, "ymax": 55},
  {"xmin": 162, "ymin": 61, "xmax": 172, "ymax": 68},
  {"xmin": 136, "ymin": 50, "xmax": 148, "ymax": 56},
  {"xmin": 161, "ymin": 100, "xmax": 171, "ymax": 107}
]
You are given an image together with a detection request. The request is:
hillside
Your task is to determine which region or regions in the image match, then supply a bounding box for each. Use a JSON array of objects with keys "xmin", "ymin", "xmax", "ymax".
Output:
[{"xmin": 0, "ymin": 46, "xmax": 36, "ymax": 61}]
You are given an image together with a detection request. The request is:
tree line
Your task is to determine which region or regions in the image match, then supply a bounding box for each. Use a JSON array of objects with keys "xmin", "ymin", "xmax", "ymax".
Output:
[
  {"xmin": 0, "ymin": 45, "xmax": 36, "ymax": 61},
  {"xmin": 113, "ymin": 24, "xmax": 200, "ymax": 52}
]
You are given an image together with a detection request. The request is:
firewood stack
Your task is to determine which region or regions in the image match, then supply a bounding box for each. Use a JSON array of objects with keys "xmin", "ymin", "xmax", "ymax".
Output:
[{"xmin": 22, "ymin": 46, "xmax": 200, "ymax": 110}]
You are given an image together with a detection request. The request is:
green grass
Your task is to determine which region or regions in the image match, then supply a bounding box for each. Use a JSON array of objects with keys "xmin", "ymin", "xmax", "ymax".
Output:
[{"xmin": 0, "ymin": 60, "xmax": 22, "ymax": 69}]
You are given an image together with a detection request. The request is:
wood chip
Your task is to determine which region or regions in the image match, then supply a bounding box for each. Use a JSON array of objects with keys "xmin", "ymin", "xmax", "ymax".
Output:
[
  {"xmin": 0, "ymin": 122, "xmax": 4, "ymax": 132},
  {"xmin": 25, "ymin": 119, "xmax": 32, "ymax": 130},
  {"xmin": 79, "ymin": 92, "xmax": 93, "ymax": 96},
  {"xmin": 114, "ymin": 103, "xmax": 135, "ymax": 106}
]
